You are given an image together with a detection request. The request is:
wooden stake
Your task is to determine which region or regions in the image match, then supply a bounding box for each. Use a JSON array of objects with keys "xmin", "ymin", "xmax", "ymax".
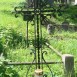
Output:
[
  {"xmin": 62, "ymin": 54, "xmax": 74, "ymax": 77},
  {"xmin": 35, "ymin": 69, "xmax": 43, "ymax": 77}
]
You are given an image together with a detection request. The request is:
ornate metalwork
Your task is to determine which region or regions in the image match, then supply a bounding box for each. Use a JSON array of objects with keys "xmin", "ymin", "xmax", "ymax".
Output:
[{"xmin": 4, "ymin": 0, "xmax": 69, "ymax": 77}]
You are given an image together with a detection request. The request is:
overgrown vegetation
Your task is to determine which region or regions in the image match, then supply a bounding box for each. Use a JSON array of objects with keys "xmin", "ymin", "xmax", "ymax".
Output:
[
  {"xmin": 0, "ymin": 27, "xmax": 26, "ymax": 54},
  {"xmin": 0, "ymin": 0, "xmax": 77, "ymax": 77}
]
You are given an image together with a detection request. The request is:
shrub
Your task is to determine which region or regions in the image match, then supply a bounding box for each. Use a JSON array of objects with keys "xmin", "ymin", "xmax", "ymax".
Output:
[
  {"xmin": 0, "ymin": 65, "xmax": 19, "ymax": 77},
  {"xmin": 0, "ymin": 27, "xmax": 26, "ymax": 55}
]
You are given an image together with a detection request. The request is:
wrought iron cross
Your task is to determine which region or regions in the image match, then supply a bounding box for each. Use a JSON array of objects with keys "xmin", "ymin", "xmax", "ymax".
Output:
[{"xmin": 6, "ymin": 0, "xmax": 70, "ymax": 76}]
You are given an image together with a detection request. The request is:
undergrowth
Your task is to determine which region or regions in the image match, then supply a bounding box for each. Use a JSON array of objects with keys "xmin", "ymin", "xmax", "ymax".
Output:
[{"xmin": 0, "ymin": 0, "xmax": 77, "ymax": 77}]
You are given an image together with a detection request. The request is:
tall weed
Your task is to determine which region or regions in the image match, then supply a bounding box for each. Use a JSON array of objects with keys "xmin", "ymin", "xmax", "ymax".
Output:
[{"xmin": 0, "ymin": 27, "xmax": 26, "ymax": 55}]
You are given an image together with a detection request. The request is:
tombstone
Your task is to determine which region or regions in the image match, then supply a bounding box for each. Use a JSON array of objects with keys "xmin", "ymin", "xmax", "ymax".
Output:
[
  {"xmin": 47, "ymin": 24, "xmax": 55, "ymax": 34},
  {"xmin": 65, "ymin": 0, "xmax": 75, "ymax": 5},
  {"xmin": 74, "ymin": 26, "xmax": 77, "ymax": 31},
  {"xmin": 62, "ymin": 54, "xmax": 74, "ymax": 77},
  {"xmin": 75, "ymin": 0, "xmax": 77, "ymax": 5},
  {"xmin": 62, "ymin": 21, "xmax": 69, "ymax": 31}
]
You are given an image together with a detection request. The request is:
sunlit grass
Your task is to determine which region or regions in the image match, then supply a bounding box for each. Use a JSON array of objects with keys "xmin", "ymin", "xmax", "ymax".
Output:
[{"xmin": 0, "ymin": 0, "xmax": 77, "ymax": 77}]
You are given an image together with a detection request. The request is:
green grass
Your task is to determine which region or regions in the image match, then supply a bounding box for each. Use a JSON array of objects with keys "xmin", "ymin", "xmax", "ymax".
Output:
[
  {"xmin": 49, "ymin": 31, "xmax": 77, "ymax": 60},
  {"xmin": 0, "ymin": 0, "xmax": 77, "ymax": 77},
  {"xmin": 0, "ymin": 0, "xmax": 25, "ymax": 27}
]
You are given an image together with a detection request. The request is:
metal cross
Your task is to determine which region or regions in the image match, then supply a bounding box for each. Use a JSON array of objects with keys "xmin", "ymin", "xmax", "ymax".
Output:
[{"xmin": 5, "ymin": 0, "xmax": 68, "ymax": 76}]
